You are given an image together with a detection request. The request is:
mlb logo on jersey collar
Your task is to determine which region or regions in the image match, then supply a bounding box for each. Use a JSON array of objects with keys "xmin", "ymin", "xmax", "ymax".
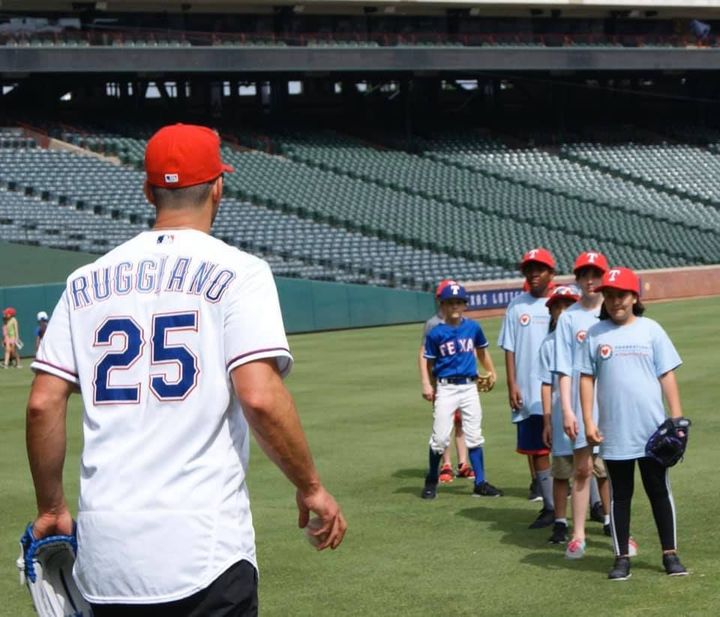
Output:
[{"xmin": 599, "ymin": 344, "xmax": 613, "ymax": 360}]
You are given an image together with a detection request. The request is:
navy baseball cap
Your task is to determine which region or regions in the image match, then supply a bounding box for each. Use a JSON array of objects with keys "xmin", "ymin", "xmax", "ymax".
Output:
[{"xmin": 438, "ymin": 283, "xmax": 468, "ymax": 302}]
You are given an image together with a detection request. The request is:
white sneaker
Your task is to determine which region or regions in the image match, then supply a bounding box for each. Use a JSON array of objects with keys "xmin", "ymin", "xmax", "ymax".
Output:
[{"xmin": 565, "ymin": 538, "xmax": 586, "ymax": 560}]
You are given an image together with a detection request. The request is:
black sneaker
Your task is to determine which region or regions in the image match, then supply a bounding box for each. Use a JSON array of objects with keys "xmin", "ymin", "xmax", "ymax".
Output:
[
  {"xmin": 663, "ymin": 553, "xmax": 688, "ymax": 576},
  {"xmin": 590, "ymin": 501, "xmax": 605, "ymax": 523},
  {"xmin": 528, "ymin": 478, "xmax": 542, "ymax": 502},
  {"xmin": 529, "ymin": 508, "xmax": 555, "ymax": 529},
  {"xmin": 421, "ymin": 482, "xmax": 437, "ymax": 500},
  {"xmin": 548, "ymin": 522, "xmax": 568, "ymax": 544},
  {"xmin": 473, "ymin": 481, "xmax": 503, "ymax": 497},
  {"xmin": 603, "ymin": 523, "xmax": 612, "ymax": 537},
  {"xmin": 608, "ymin": 557, "xmax": 632, "ymax": 581}
]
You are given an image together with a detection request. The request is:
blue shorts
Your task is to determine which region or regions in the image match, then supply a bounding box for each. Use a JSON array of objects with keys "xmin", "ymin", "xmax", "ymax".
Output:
[{"xmin": 516, "ymin": 415, "xmax": 550, "ymax": 456}]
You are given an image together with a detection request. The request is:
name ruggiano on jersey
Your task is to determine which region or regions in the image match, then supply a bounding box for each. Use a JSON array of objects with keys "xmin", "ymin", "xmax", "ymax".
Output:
[{"xmin": 68, "ymin": 256, "xmax": 237, "ymax": 309}]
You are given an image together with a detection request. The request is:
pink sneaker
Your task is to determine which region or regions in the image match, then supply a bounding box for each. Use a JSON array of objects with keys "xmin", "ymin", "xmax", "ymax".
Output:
[
  {"xmin": 628, "ymin": 537, "xmax": 639, "ymax": 557},
  {"xmin": 565, "ymin": 538, "xmax": 586, "ymax": 560}
]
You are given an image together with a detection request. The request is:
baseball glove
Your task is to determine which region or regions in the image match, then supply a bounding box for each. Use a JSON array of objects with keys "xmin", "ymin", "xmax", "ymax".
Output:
[
  {"xmin": 17, "ymin": 523, "xmax": 93, "ymax": 617},
  {"xmin": 645, "ymin": 417, "xmax": 691, "ymax": 468},
  {"xmin": 476, "ymin": 373, "xmax": 496, "ymax": 393}
]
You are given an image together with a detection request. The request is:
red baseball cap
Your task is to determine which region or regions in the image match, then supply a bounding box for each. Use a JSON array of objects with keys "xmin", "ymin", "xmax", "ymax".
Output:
[
  {"xmin": 545, "ymin": 285, "xmax": 580, "ymax": 307},
  {"xmin": 573, "ymin": 251, "xmax": 609, "ymax": 274},
  {"xmin": 145, "ymin": 124, "xmax": 234, "ymax": 189},
  {"xmin": 435, "ymin": 279, "xmax": 458, "ymax": 297},
  {"xmin": 3, "ymin": 307, "xmax": 16, "ymax": 317},
  {"xmin": 519, "ymin": 247, "xmax": 556, "ymax": 271},
  {"xmin": 596, "ymin": 267, "xmax": 641, "ymax": 295}
]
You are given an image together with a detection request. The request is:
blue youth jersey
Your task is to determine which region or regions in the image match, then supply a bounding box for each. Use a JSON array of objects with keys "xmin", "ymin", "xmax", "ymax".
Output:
[
  {"xmin": 424, "ymin": 318, "xmax": 488, "ymax": 379},
  {"xmin": 554, "ymin": 302, "xmax": 601, "ymax": 449},
  {"xmin": 579, "ymin": 317, "xmax": 681, "ymax": 460},
  {"xmin": 538, "ymin": 333, "xmax": 573, "ymax": 456},
  {"xmin": 498, "ymin": 292, "xmax": 550, "ymax": 422}
]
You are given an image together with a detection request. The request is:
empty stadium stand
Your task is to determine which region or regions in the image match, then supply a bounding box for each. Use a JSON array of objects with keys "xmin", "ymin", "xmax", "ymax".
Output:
[{"xmin": 2, "ymin": 123, "xmax": 719, "ymax": 291}]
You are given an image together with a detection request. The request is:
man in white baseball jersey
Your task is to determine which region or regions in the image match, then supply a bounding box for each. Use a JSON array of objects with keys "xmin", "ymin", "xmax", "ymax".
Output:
[{"xmin": 25, "ymin": 124, "xmax": 346, "ymax": 615}]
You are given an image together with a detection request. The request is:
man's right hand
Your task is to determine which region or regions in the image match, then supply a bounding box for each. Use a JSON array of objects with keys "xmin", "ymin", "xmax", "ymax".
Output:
[{"xmin": 296, "ymin": 485, "xmax": 347, "ymax": 551}]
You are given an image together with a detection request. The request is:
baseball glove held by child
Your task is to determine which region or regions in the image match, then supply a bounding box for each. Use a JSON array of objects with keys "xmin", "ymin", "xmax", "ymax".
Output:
[
  {"xmin": 645, "ymin": 417, "xmax": 691, "ymax": 467},
  {"xmin": 476, "ymin": 373, "xmax": 496, "ymax": 393},
  {"xmin": 17, "ymin": 523, "xmax": 93, "ymax": 617}
]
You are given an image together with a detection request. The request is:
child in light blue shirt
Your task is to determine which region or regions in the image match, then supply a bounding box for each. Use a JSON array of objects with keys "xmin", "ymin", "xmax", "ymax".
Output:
[
  {"xmin": 579, "ymin": 267, "xmax": 688, "ymax": 581},
  {"xmin": 538, "ymin": 286, "xmax": 579, "ymax": 544}
]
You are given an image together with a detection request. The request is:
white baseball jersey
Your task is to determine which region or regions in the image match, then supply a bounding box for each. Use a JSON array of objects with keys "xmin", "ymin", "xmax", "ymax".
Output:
[{"xmin": 32, "ymin": 229, "xmax": 293, "ymax": 604}]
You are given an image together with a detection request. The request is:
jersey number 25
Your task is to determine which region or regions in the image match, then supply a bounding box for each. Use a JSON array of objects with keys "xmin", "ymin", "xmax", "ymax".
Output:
[{"xmin": 94, "ymin": 312, "xmax": 199, "ymax": 404}]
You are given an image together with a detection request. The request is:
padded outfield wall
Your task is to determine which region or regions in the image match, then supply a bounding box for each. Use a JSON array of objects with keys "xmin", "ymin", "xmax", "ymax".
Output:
[
  {"xmin": 2, "ymin": 243, "xmax": 718, "ymax": 347},
  {"xmin": 0, "ymin": 242, "xmax": 435, "ymax": 341}
]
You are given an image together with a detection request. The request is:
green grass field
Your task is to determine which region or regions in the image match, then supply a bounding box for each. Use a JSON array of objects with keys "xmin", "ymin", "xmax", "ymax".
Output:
[{"xmin": 1, "ymin": 297, "xmax": 719, "ymax": 617}]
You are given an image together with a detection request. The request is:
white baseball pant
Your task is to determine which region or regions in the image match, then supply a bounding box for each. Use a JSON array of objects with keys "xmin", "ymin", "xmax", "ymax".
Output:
[{"xmin": 429, "ymin": 383, "xmax": 485, "ymax": 454}]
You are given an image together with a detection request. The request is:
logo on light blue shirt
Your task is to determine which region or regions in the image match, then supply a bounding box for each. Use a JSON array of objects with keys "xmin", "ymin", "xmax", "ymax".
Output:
[
  {"xmin": 519, "ymin": 313, "xmax": 531, "ymax": 327},
  {"xmin": 599, "ymin": 344, "xmax": 613, "ymax": 360}
]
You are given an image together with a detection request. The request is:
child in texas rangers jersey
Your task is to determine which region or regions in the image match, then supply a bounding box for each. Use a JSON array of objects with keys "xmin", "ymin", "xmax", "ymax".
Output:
[
  {"xmin": 555, "ymin": 250, "xmax": 614, "ymax": 559},
  {"xmin": 539, "ymin": 285, "xmax": 580, "ymax": 545},
  {"xmin": 499, "ymin": 248, "xmax": 556, "ymax": 528},
  {"xmin": 419, "ymin": 279, "xmax": 474, "ymax": 484},
  {"xmin": 580, "ymin": 267, "xmax": 688, "ymax": 581},
  {"xmin": 421, "ymin": 283, "xmax": 502, "ymax": 499}
]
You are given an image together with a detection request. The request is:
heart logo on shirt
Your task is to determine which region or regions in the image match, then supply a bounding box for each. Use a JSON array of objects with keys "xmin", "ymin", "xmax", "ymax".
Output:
[
  {"xmin": 576, "ymin": 330, "xmax": 587, "ymax": 343},
  {"xmin": 519, "ymin": 314, "xmax": 531, "ymax": 327},
  {"xmin": 599, "ymin": 344, "xmax": 613, "ymax": 360}
]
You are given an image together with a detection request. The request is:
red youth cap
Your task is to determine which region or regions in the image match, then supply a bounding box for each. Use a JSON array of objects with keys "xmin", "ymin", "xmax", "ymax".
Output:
[
  {"xmin": 545, "ymin": 285, "xmax": 580, "ymax": 307},
  {"xmin": 596, "ymin": 267, "xmax": 641, "ymax": 295},
  {"xmin": 519, "ymin": 247, "xmax": 556, "ymax": 270},
  {"xmin": 3, "ymin": 306, "xmax": 16, "ymax": 317},
  {"xmin": 435, "ymin": 278, "xmax": 459, "ymax": 297},
  {"xmin": 573, "ymin": 251, "xmax": 609, "ymax": 274},
  {"xmin": 145, "ymin": 124, "xmax": 234, "ymax": 189}
]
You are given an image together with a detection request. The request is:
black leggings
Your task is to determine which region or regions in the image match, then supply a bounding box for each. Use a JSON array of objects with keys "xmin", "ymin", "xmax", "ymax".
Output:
[{"xmin": 605, "ymin": 457, "xmax": 678, "ymax": 556}]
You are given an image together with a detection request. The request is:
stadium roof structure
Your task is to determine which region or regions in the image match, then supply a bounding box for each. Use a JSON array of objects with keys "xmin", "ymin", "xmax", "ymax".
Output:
[
  {"xmin": 3, "ymin": 45, "xmax": 720, "ymax": 75},
  {"xmin": 5, "ymin": 1, "xmax": 720, "ymax": 14},
  {"xmin": 3, "ymin": 0, "xmax": 720, "ymax": 74}
]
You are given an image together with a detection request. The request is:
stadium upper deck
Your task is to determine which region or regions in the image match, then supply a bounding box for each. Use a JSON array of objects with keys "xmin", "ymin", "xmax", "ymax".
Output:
[{"xmin": 5, "ymin": 1, "xmax": 720, "ymax": 13}]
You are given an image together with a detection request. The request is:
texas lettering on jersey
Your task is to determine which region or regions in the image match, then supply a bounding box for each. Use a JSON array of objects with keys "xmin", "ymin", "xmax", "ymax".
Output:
[
  {"xmin": 69, "ymin": 256, "xmax": 236, "ymax": 310},
  {"xmin": 439, "ymin": 338, "xmax": 476, "ymax": 356}
]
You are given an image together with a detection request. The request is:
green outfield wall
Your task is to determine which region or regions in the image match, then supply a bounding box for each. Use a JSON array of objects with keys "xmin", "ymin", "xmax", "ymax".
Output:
[{"xmin": 1, "ymin": 243, "xmax": 435, "ymax": 345}]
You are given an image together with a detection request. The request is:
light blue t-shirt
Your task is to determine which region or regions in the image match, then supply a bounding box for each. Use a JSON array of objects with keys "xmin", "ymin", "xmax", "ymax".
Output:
[
  {"xmin": 579, "ymin": 317, "xmax": 682, "ymax": 460},
  {"xmin": 425, "ymin": 318, "xmax": 488, "ymax": 379},
  {"xmin": 554, "ymin": 302, "xmax": 601, "ymax": 449},
  {"xmin": 538, "ymin": 333, "xmax": 573, "ymax": 457},
  {"xmin": 422, "ymin": 312, "xmax": 443, "ymax": 342},
  {"xmin": 498, "ymin": 292, "xmax": 550, "ymax": 422}
]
